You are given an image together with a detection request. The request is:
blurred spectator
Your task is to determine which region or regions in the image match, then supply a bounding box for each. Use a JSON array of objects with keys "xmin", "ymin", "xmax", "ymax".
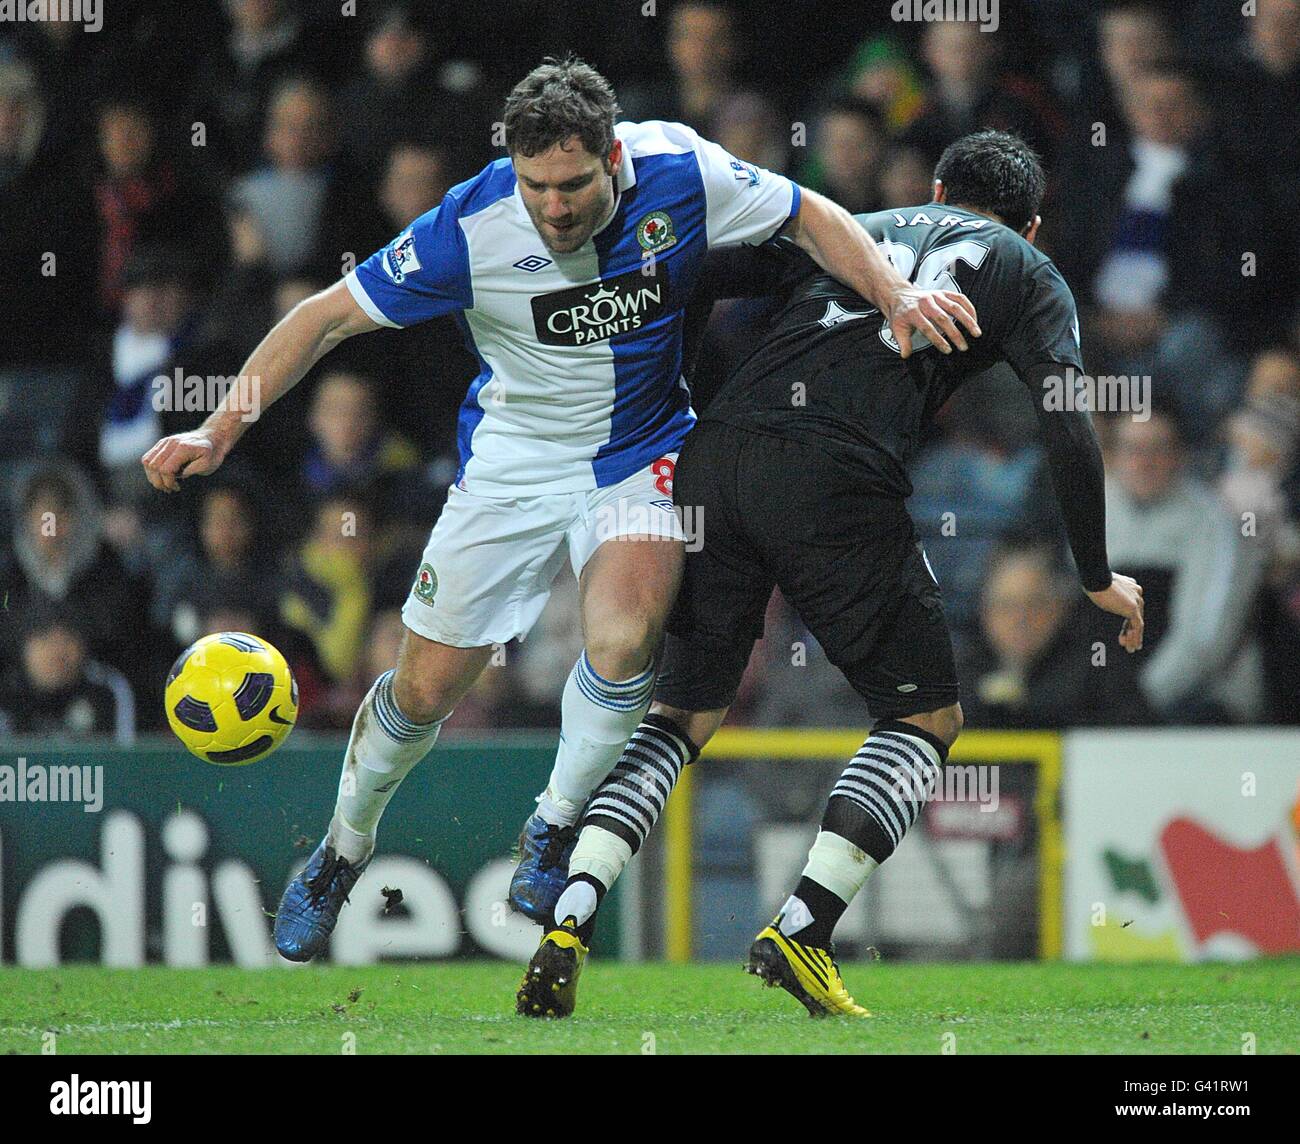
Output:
[
  {"xmin": 620, "ymin": 1, "xmax": 742, "ymax": 134},
  {"xmin": 319, "ymin": 139, "xmax": 454, "ymax": 275},
  {"xmin": 1208, "ymin": 0, "xmax": 1300, "ymax": 354},
  {"xmin": 1096, "ymin": 1, "xmax": 1178, "ymax": 107},
  {"xmin": 1106, "ymin": 411, "xmax": 1264, "ymax": 721},
  {"xmin": 1210, "ymin": 0, "xmax": 1300, "ymax": 147},
  {"xmin": 229, "ymin": 77, "xmax": 336, "ymax": 275},
  {"xmin": 958, "ymin": 544, "xmax": 1153, "ymax": 728},
  {"xmin": 1218, "ymin": 349, "xmax": 1300, "ymax": 722},
  {"xmin": 878, "ymin": 142, "xmax": 936, "ymax": 209},
  {"xmin": 315, "ymin": 139, "xmax": 469, "ymax": 458},
  {"xmin": 379, "ymin": 142, "xmax": 452, "ymax": 229},
  {"xmin": 151, "ymin": 482, "xmax": 277, "ymax": 650},
  {"xmin": 337, "ymin": 3, "xmax": 488, "ymax": 175},
  {"xmin": 713, "ymin": 91, "xmax": 788, "ymax": 172},
  {"xmin": 193, "ymin": 0, "xmax": 322, "ymax": 173},
  {"xmin": 1056, "ymin": 56, "xmax": 1279, "ymax": 392},
  {"xmin": 0, "ymin": 603, "xmax": 135, "ymax": 744},
  {"xmin": 193, "ymin": 587, "xmax": 328, "ymax": 722},
  {"xmin": 830, "ymin": 36, "xmax": 926, "ymax": 133},
  {"xmin": 1219, "ymin": 349, "xmax": 1300, "ymax": 544},
  {"xmin": 797, "ymin": 97, "xmax": 887, "ymax": 215},
  {"xmin": 279, "ymin": 490, "xmax": 375, "ymax": 685},
  {"xmin": 302, "ymin": 370, "xmax": 425, "ymax": 521},
  {"xmin": 902, "ymin": 21, "xmax": 1063, "ymax": 166},
  {"xmin": 0, "ymin": 459, "xmax": 149, "ymax": 683},
  {"xmin": 1083, "ymin": 66, "xmax": 1208, "ymax": 361},
  {"xmin": 95, "ymin": 245, "xmax": 238, "ymax": 502},
  {"xmin": 909, "ymin": 376, "xmax": 1052, "ymax": 649},
  {"xmin": 91, "ymin": 95, "xmax": 226, "ymax": 312},
  {"xmin": 0, "ymin": 59, "xmax": 97, "ymax": 369},
  {"xmin": 306, "ymin": 605, "xmax": 407, "ymax": 729}
]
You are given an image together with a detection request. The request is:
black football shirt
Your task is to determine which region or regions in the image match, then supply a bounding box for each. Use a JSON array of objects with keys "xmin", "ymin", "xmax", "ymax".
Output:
[{"xmin": 688, "ymin": 203, "xmax": 1110, "ymax": 590}]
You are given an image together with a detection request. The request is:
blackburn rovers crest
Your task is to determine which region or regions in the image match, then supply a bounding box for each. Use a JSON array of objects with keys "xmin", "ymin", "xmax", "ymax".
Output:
[
  {"xmin": 636, "ymin": 210, "xmax": 677, "ymax": 252},
  {"xmin": 413, "ymin": 562, "xmax": 437, "ymax": 606}
]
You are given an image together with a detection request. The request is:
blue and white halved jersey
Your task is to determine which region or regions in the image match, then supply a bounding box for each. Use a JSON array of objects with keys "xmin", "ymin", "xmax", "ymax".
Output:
[{"xmin": 345, "ymin": 120, "xmax": 800, "ymax": 496}]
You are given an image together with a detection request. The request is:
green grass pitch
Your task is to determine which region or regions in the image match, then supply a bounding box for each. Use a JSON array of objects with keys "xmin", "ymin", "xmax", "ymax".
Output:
[{"xmin": 2, "ymin": 960, "xmax": 1296, "ymax": 1054}]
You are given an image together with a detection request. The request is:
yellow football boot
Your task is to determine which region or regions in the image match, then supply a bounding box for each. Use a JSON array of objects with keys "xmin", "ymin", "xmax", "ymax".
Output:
[
  {"xmin": 516, "ymin": 918, "xmax": 589, "ymax": 1018},
  {"xmin": 745, "ymin": 921, "xmax": 871, "ymax": 1018}
]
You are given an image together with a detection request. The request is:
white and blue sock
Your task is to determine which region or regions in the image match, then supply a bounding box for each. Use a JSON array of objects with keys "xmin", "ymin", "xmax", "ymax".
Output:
[
  {"xmin": 536, "ymin": 650, "xmax": 656, "ymax": 826},
  {"xmin": 328, "ymin": 669, "xmax": 447, "ymax": 863}
]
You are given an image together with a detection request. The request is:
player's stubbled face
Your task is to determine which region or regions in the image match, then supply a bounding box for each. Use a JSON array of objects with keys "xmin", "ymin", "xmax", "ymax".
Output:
[{"xmin": 513, "ymin": 137, "xmax": 618, "ymax": 254}]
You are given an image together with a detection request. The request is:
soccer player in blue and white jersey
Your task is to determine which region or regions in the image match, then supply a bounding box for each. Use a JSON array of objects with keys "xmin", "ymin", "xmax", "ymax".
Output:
[{"xmin": 142, "ymin": 56, "xmax": 978, "ymax": 962}]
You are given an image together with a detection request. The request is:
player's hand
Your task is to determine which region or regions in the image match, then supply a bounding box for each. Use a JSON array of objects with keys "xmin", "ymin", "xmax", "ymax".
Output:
[
  {"xmin": 141, "ymin": 428, "xmax": 230, "ymax": 493},
  {"xmin": 1086, "ymin": 573, "xmax": 1144, "ymax": 653},
  {"xmin": 887, "ymin": 287, "xmax": 980, "ymax": 359}
]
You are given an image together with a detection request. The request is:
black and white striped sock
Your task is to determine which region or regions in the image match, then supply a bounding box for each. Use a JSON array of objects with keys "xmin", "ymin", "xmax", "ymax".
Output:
[
  {"xmin": 825, "ymin": 720, "xmax": 948, "ymax": 864},
  {"xmin": 781, "ymin": 722, "xmax": 950, "ymax": 948},
  {"xmin": 582, "ymin": 713, "xmax": 700, "ymax": 854}
]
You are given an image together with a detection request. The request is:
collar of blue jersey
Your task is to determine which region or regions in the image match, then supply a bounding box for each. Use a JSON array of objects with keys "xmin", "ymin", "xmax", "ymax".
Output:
[
  {"xmin": 613, "ymin": 126, "xmax": 638, "ymax": 194},
  {"xmin": 589, "ymin": 130, "xmax": 636, "ymax": 240}
]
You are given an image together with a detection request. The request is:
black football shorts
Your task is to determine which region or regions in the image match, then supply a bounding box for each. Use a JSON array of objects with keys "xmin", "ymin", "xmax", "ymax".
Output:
[{"xmin": 656, "ymin": 420, "xmax": 959, "ymax": 719}]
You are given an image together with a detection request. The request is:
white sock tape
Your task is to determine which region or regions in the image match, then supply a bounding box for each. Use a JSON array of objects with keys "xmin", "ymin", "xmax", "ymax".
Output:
[
  {"xmin": 569, "ymin": 824, "xmax": 634, "ymax": 890},
  {"xmin": 802, "ymin": 830, "xmax": 879, "ymax": 904}
]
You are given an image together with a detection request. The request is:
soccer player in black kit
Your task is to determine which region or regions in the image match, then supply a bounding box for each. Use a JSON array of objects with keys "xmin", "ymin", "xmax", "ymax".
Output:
[{"xmin": 517, "ymin": 131, "xmax": 1145, "ymax": 1019}]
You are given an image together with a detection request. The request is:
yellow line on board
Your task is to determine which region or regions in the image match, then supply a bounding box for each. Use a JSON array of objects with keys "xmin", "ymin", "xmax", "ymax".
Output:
[
  {"xmin": 1034, "ymin": 736, "xmax": 1065, "ymax": 959},
  {"xmin": 663, "ymin": 761, "xmax": 694, "ymax": 961}
]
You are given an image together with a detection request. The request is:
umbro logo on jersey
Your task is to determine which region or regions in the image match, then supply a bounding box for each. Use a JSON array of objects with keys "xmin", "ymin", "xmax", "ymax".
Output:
[
  {"xmin": 818, "ymin": 300, "xmax": 870, "ymax": 329},
  {"xmin": 531, "ymin": 265, "xmax": 671, "ymax": 347},
  {"xmin": 513, "ymin": 254, "xmax": 553, "ymax": 273}
]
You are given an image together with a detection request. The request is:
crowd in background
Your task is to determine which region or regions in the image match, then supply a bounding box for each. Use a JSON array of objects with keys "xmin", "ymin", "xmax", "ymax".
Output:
[{"xmin": 2, "ymin": 0, "xmax": 1298, "ymax": 742}]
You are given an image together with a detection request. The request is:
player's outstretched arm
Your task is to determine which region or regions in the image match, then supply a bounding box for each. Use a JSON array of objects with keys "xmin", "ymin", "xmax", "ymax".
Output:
[
  {"xmin": 142, "ymin": 280, "xmax": 381, "ymax": 492},
  {"xmin": 1020, "ymin": 361, "xmax": 1144, "ymax": 652},
  {"xmin": 782, "ymin": 187, "xmax": 980, "ymax": 358}
]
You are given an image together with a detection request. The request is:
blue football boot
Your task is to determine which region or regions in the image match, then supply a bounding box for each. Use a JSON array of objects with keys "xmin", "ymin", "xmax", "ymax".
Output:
[
  {"xmin": 274, "ymin": 839, "xmax": 369, "ymax": 961},
  {"xmin": 508, "ymin": 814, "xmax": 579, "ymax": 923}
]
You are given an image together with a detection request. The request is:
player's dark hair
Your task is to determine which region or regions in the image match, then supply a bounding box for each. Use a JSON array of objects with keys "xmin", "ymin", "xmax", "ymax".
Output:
[
  {"xmin": 503, "ymin": 55, "xmax": 621, "ymax": 160},
  {"xmin": 933, "ymin": 130, "xmax": 1046, "ymax": 234}
]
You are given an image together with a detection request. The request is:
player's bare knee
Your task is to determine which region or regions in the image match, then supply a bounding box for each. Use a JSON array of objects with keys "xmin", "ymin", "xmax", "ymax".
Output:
[
  {"xmin": 648, "ymin": 701, "xmax": 725, "ymax": 750},
  {"xmin": 391, "ymin": 667, "xmax": 455, "ymax": 725},
  {"xmin": 390, "ymin": 635, "xmax": 484, "ymax": 723},
  {"xmin": 901, "ymin": 702, "xmax": 963, "ymax": 748},
  {"xmin": 585, "ymin": 618, "xmax": 659, "ymax": 680},
  {"xmin": 931, "ymin": 702, "xmax": 964, "ymax": 747}
]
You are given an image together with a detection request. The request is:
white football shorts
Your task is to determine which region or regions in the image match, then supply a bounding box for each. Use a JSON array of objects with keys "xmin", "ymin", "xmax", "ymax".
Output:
[{"xmin": 401, "ymin": 454, "xmax": 683, "ymax": 648}]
